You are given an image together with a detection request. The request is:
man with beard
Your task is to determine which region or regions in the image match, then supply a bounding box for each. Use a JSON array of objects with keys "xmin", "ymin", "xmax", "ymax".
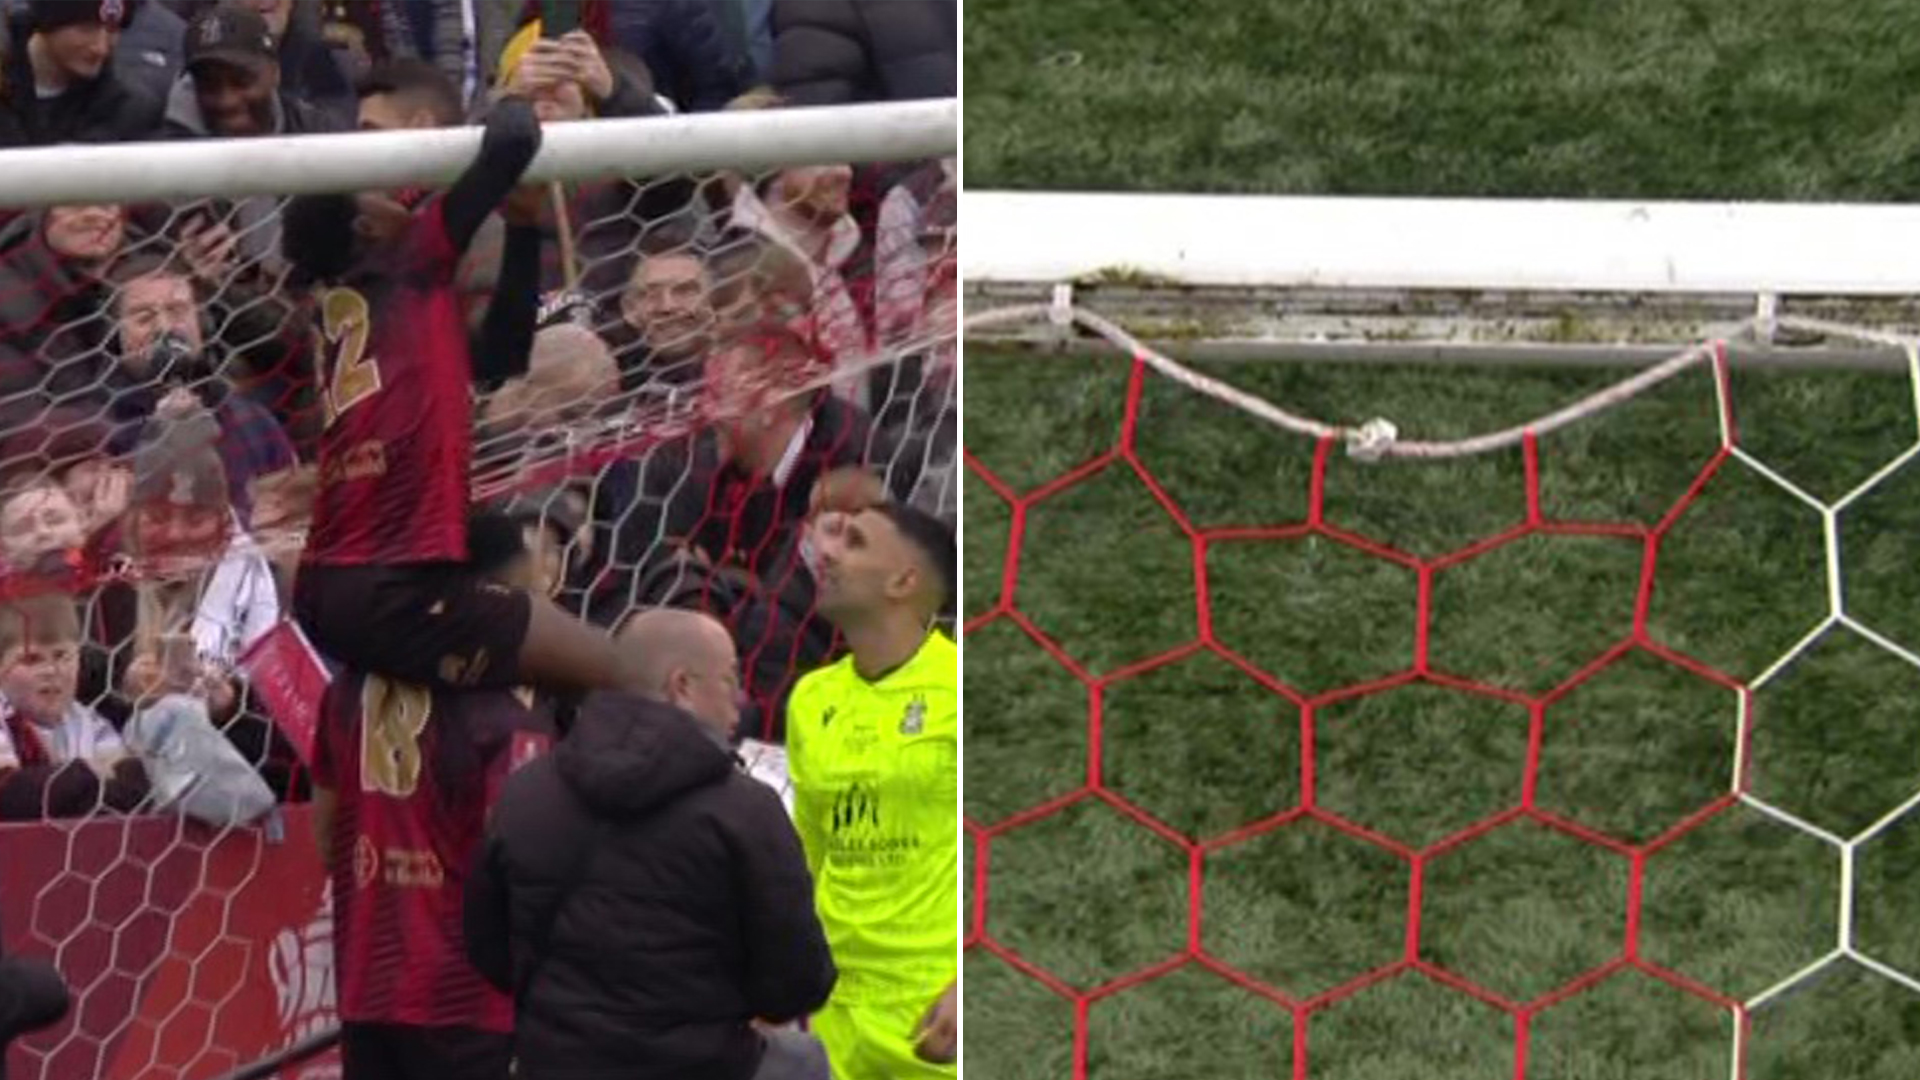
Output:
[
  {"xmin": 92, "ymin": 251, "xmax": 297, "ymax": 520},
  {"xmin": 162, "ymin": 4, "xmax": 345, "ymax": 273},
  {"xmin": 784, "ymin": 503, "xmax": 956, "ymax": 1078}
]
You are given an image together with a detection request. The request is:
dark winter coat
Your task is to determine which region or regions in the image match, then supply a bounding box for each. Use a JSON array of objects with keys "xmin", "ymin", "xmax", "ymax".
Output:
[
  {"xmin": 771, "ymin": 0, "xmax": 954, "ymax": 106},
  {"xmin": 0, "ymin": 208, "xmax": 115, "ymax": 409},
  {"xmin": 608, "ymin": 0, "xmax": 748, "ymax": 112},
  {"xmin": 111, "ymin": 0, "xmax": 187, "ymax": 108},
  {"xmin": 277, "ymin": 0, "xmax": 357, "ymax": 124},
  {"xmin": 464, "ymin": 692, "xmax": 835, "ymax": 1080},
  {"xmin": 0, "ymin": 11, "xmax": 164, "ymax": 145}
]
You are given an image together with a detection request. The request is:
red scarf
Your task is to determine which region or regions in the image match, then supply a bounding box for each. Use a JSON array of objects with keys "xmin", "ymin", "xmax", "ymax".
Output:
[{"xmin": 3, "ymin": 708, "xmax": 49, "ymax": 768}]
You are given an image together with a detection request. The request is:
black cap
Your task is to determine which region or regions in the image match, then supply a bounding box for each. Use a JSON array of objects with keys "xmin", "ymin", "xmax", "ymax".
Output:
[
  {"xmin": 183, "ymin": 5, "xmax": 276, "ymax": 73},
  {"xmin": 29, "ymin": 0, "xmax": 136, "ymax": 32}
]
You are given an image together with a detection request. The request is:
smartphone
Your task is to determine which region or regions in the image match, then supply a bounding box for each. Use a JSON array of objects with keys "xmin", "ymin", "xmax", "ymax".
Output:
[{"xmin": 540, "ymin": 1, "xmax": 579, "ymax": 36}]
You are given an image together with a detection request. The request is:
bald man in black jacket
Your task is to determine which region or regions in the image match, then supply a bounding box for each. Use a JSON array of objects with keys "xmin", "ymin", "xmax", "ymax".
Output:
[{"xmin": 465, "ymin": 611, "xmax": 834, "ymax": 1080}]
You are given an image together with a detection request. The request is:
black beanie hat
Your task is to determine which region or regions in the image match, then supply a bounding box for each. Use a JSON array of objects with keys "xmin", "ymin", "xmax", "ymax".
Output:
[{"xmin": 30, "ymin": 0, "xmax": 137, "ymax": 33}]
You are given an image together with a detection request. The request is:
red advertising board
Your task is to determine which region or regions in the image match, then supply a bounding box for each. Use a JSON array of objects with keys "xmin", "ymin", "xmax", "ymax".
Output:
[{"xmin": 0, "ymin": 807, "xmax": 339, "ymax": 1080}]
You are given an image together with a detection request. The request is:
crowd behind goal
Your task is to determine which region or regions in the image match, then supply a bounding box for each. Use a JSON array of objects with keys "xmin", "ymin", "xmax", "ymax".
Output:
[{"xmin": 0, "ymin": 1, "xmax": 956, "ymax": 1079}]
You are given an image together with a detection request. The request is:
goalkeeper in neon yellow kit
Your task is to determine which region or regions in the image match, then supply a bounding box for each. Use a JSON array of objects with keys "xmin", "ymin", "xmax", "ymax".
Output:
[{"xmin": 788, "ymin": 501, "xmax": 958, "ymax": 1079}]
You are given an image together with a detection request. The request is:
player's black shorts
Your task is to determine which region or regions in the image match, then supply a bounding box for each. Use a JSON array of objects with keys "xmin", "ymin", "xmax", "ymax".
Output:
[
  {"xmin": 339, "ymin": 1021, "xmax": 511, "ymax": 1080},
  {"xmin": 295, "ymin": 563, "xmax": 531, "ymax": 691}
]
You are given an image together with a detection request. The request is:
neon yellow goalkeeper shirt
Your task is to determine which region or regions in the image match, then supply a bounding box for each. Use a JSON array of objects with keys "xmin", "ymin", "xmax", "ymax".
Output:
[{"xmin": 787, "ymin": 630, "xmax": 958, "ymax": 1004}]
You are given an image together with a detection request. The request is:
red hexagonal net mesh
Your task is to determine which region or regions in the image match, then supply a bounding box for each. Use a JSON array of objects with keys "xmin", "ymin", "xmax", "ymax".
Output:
[{"xmin": 963, "ymin": 347, "xmax": 1770, "ymax": 1078}]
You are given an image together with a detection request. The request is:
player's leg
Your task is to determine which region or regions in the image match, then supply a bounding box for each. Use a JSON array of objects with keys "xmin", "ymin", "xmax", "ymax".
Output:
[
  {"xmin": 296, "ymin": 564, "xmax": 645, "ymax": 697},
  {"xmin": 337, "ymin": 1021, "xmax": 404, "ymax": 1080},
  {"xmin": 395, "ymin": 1025, "xmax": 513, "ymax": 1080},
  {"xmin": 518, "ymin": 588, "xmax": 649, "ymax": 695}
]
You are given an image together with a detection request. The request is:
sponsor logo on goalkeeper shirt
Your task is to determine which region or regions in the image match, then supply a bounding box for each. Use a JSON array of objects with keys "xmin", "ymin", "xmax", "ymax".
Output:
[
  {"xmin": 831, "ymin": 781, "xmax": 881, "ymax": 832},
  {"xmin": 827, "ymin": 782, "xmax": 923, "ymax": 867}
]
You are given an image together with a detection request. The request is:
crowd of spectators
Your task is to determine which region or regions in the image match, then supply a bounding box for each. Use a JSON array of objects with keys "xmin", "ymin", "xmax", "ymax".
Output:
[{"xmin": 0, "ymin": 0, "xmax": 957, "ymax": 822}]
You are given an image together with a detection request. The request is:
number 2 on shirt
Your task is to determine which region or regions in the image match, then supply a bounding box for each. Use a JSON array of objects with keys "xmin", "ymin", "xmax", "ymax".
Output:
[{"xmin": 319, "ymin": 287, "xmax": 383, "ymax": 428}]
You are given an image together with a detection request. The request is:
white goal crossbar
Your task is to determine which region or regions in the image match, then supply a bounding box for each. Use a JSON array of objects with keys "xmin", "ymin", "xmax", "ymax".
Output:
[
  {"xmin": 0, "ymin": 99, "xmax": 956, "ymax": 206},
  {"xmin": 966, "ymin": 190, "xmax": 1920, "ymax": 294}
]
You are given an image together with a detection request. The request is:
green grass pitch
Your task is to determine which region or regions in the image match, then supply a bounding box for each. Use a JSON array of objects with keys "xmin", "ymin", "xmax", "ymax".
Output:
[
  {"xmin": 963, "ymin": 0, "xmax": 1920, "ymax": 201},
  {"xmin": 964, "ymin": 353, "xmax": 1920, "ymax": 1079}
]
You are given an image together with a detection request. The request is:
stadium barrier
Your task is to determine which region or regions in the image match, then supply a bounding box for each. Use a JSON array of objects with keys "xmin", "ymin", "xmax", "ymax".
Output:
[{"xmin": 0, "ymin": 808, "xmax": 334, "ymax": 1080}]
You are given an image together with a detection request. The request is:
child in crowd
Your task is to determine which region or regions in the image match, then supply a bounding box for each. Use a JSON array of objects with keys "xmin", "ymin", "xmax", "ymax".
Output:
[{"xmin": 0, "ymin": 594, "xmax": 148, "ymax": 820}]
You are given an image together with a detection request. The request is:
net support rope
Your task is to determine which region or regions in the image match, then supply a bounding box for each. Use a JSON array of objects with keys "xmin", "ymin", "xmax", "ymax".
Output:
[
  {"xmin": 962, "ymin": 304, "xmax": 1920, "ymax": 1080},
  {"xmin": 964, "ymin": 302, "xmax": 1718, "ymax": 460}
]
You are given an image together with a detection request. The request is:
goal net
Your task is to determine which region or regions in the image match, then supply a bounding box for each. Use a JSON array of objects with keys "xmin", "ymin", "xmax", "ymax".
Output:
[
  {"xmin": 964, "ymin": 193, "xmax": 1920, "ymax": 1079},
  {"xmin": 0, "ymin": 100, "xmax": 954, "ymax": 1080}
]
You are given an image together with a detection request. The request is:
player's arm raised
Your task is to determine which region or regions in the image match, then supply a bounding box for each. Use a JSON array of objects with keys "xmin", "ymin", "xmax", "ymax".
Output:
[
  {"xmin": 443, "ymin": 95, "xmax": 543, "ymax": 257},
  {"xmin": 473, "ymin": 188, "xmax": 544, "ymax": 386}
]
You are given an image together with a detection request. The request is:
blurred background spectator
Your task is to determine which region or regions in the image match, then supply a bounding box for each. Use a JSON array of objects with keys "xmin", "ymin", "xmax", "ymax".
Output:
[
  {"xmin": 771, "ymin": 0, "xmax": 953, "ymax": 107},
  {"xmin": 610, "ymin": 237, "xmax": 717, "ymax": 395},
  {"xmin": 585, "ymin": 319, "xmax": 920, "ymax": 739},
  {"xmin": 730, "ymin": 156, "xmax": 869, "ymax": 383},
  {"xmin": 1, "ymin": 0, "xmax": 161, "ymax": 147},
  {"xmin": 605, "ymin": 0, "xmax": 747, "ymax": 113},
  {"xmin": 110, "ymin": 0, "xmax": 183, "ymax": 105},
  {"xmin": 164, "ymin": 4, "xmax": 344, "ymax": 139}
]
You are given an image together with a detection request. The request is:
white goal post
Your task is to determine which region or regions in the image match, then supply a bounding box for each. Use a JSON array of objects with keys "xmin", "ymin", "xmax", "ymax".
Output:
[{"xmin": 0, "ymin": 99, "xmax": 956, "ymax": 206}]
